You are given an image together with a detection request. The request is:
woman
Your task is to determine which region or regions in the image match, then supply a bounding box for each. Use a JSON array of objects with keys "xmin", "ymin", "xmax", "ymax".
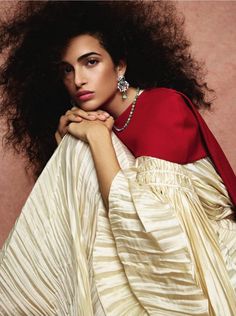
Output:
[{"xmin": 0, "ymin": 1, "xmax": 236, "ymax": 315}]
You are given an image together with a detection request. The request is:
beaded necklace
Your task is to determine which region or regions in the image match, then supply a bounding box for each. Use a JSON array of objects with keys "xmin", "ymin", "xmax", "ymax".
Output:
[{"xmin": 113, "ymin": 87, "xmax": 140, "ymax": 132}]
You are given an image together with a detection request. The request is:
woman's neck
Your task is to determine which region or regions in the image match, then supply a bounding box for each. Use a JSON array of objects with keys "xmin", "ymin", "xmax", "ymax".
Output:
[{"xmin": 102, "ymin": 87, "xmax": 137, "ymax": 119}]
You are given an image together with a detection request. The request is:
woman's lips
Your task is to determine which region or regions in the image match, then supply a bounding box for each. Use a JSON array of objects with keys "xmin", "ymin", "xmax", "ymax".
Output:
[{"xmin": 76, "ymin": 91, "xmax": 94, "ymax": 101}]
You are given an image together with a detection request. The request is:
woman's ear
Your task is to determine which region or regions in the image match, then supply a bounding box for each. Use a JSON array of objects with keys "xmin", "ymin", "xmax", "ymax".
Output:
[{"xmin": 116, "ymin": 59, "xmax": 127, "ymax": 77}]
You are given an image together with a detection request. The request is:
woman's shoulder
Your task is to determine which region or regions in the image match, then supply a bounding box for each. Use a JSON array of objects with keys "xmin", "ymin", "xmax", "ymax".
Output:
[
  {"xmin": 141, "ymin": 87, "xmax": 178, "ymax": 98},
  {"xmin": 140, "ymin": 87, "xmax": 189, "ymax": 111},
  {"xmin": 133, "ymin": 87, "xmax": 207, "ymax": 163},
  {"xmin": 139, "ymin": 87, "xmax": 196, "ymax": 126}
]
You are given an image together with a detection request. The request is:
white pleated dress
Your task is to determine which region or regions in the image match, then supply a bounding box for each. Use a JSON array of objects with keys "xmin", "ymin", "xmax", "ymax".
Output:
[{"xmin": 0, "ymin": 134, "xmax": 236, "ymax": 315}]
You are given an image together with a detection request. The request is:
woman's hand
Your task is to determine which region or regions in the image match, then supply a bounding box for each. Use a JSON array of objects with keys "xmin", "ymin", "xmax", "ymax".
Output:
[
  {"xmin": 55, "ymin": 107, "xmax": 110, "ymax": 144},
  {"xmin": 67, "ymin": 116, "xmax": 114, "ymax": 143}
]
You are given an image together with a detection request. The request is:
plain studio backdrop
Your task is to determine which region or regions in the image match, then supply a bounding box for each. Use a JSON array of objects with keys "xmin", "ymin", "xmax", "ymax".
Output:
[{"xmin": 0, "ymin": 0, "xmax": 235, "ymax": 248}]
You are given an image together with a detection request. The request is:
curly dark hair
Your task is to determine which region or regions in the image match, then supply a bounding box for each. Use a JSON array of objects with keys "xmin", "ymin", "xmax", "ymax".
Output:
[{"xmin": 0, "ymin": 0, "xmax": 213, "ymax": 177}]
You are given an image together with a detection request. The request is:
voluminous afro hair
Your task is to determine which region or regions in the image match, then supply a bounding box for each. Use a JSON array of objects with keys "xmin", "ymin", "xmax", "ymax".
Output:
[{"xmin": 0, "ymin": 1, "xmax": 212, "ymax": 177}]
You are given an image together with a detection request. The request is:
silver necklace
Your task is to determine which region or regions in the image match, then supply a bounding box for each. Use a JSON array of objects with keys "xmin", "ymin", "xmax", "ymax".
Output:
[{"xmin": 113, "ymin": 87, "xmax": 140, "ymax": 132}]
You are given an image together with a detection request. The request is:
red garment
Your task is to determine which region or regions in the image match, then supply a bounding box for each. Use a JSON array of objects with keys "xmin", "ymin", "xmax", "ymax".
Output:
[{"xmin": 114, "ymin": 88, "xmax": 236, "ymax": 206}]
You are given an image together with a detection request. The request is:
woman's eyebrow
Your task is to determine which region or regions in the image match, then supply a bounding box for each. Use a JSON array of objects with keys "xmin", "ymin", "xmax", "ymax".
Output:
[
  {"xmin": 77, "ymin": 52, "xmax": 101, "ymax": 62},
  {"xmin": 61, "ymin": 52, "xmax": 101, "ymax": 64}
]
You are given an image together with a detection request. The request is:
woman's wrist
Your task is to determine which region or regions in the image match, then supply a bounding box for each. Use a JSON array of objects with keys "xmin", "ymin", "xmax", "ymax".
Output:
[{"xmin": 87, "ymin": 124, "xmax": 111, "ymax": 145}]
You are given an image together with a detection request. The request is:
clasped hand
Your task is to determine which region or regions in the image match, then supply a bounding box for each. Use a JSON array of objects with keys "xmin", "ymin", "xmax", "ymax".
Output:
[{"xmin": 55, "ymin": 107, "xmax": 114, "ymax": 144}]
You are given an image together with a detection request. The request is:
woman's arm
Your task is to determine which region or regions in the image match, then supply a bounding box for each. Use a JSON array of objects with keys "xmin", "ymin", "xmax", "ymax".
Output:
[{"xmin": 68, "ymin": 118, "xmax": 120, "ymax": 209}]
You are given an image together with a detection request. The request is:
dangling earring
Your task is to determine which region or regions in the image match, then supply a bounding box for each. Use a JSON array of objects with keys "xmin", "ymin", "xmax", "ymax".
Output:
[{"xmin": 117, "ymin": 75, "xmax": 129, "ymax": 100}]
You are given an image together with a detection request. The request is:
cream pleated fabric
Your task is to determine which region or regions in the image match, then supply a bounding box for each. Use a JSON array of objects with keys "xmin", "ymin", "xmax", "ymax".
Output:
[{"xmin": 0, "ymin": 134, "xmax": 236, "ymax": 315}]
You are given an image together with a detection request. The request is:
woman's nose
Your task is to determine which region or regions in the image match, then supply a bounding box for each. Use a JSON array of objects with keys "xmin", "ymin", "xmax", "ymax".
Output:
[{"xmin": 74, "ymin": 70, "xmax": 86, "ymax": 88}]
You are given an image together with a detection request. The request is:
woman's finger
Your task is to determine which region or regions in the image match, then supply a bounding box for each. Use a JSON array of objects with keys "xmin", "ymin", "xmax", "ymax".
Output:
[
  {"xmin": 68, "ymin": 106, "xmax": 110, "ymax": 118},
  {"xmin": 57, "ymin": 114, "xmax": 82, "ymax": 137},
  {"xmin": 66, "ymin": 113, "xmax": 83, "ymax": 123},
  {"xmin": 66, "ymin": 108, "xmax": 110, "ymax": 121},
  {"xmin": 96, "ymin": 110, "xmax": 110, "ymax": 117},
  {"xmin": 67, "ymin": 108, "xmax": 96, "ymax": 120},
  {"xmin": 104, "ymin": 116, "xmax": 114, "ymax": 131},
  {"xmin": 86, "ymin": 110, "xmax": 110, "ymax": 120},
  {"xmin": 71, "ymin": 106, "xmax": 78, "ymax": 110}
]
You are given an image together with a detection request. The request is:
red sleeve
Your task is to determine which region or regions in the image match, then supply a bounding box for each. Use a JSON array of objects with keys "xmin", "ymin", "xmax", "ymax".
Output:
[{"xmin": 116, "ymin": 88, "xmax": 207, "ymax": 163}]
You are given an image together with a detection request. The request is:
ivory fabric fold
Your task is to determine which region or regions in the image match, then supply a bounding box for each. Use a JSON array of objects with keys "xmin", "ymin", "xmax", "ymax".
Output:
[{"xmin": 0, "ymin": 134, "xmax": 236, "ymax": 315}]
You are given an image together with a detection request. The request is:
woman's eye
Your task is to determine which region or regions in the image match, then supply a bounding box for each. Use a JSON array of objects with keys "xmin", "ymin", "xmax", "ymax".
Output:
[
  {"xmin": 87, "ymin": 59, "xmax": 98, "ymax": 66},
  {"xmin": 64, "ymin": 65, "xmax": 73, "ymax": 74},
  {"xmin": 59, "ymin": 64, "xmax": 74, "ymax": 79}
]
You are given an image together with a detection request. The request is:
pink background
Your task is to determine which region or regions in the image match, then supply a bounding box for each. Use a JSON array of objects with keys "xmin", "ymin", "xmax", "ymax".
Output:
[{"xmin": 0, "ymin": 1, "xmax": 236, "ymax": 248}]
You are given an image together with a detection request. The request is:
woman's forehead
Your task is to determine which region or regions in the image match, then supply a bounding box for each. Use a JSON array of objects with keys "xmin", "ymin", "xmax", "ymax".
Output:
[{"xmin": 61, "ymin": 34, "xmax": 112, "ymax": 64}]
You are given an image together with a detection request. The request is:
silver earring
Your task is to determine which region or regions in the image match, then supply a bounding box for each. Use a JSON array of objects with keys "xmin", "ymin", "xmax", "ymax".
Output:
[{"xmin": 117, "ymin": 75, "xmax": 129, "ymax": 100}]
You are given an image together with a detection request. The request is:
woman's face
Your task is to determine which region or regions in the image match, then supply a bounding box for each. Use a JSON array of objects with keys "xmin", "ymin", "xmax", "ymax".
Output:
[{"xmin": 60, "ymin": 34, "xmax": 126, "ymax": 112}]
